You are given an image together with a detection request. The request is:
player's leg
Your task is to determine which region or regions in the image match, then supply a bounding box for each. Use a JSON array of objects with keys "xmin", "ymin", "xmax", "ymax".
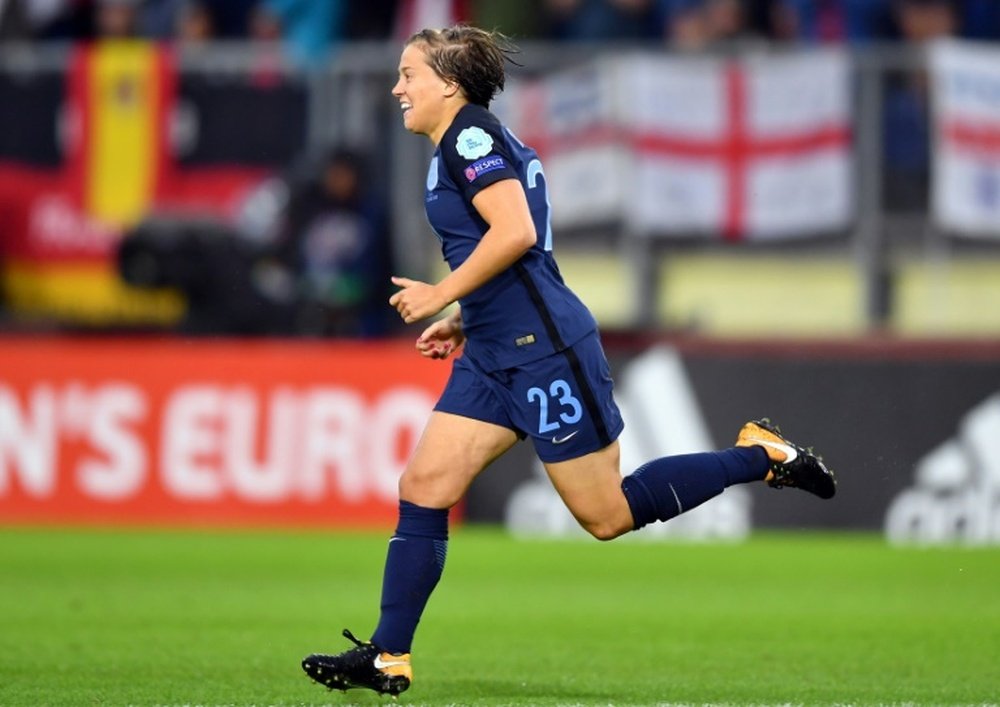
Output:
[
  {"xmin": 303, "ymin": 357, "xmax": 518, "ymax": 696},
  {"xmin": 543, "ymin": 439, "xmax": 772, "ymax": 540},
  {"xmin": 542, "ymin": 441, "xmax": 632, "ymax": 540},
  {"xmin": 545, "ymin": 424, "xmax": 836, "ymax": 540},
  {"xmin": 370, "ymin": 411, "xmax": 517, "ymax": 655},
  {"xmin": 523, "ymin": 332, "xmax": 833, "ymax": 540},
  {"xmin": 612, "ymin": 419, "xmax": 836, "ymax": 532},
  {"xmin": 511, "ymin": 332, "xmax": 761, "ymax": 539},
  {"xmin": 302, "ymin": 413, "xmax": 516, "ymax": 695},
  {"xmin": 397, "ymin": 410, "xmax": 519, "ymax": 508}
]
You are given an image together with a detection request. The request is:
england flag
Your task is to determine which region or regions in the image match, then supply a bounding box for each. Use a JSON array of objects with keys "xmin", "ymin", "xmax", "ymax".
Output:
[
  {"xmin": 931, "ymin": 40, "xmax": 1000, "ymax": 238},
  {"xmin": 498, "ymin": 49, "xmax": 853, "ymax": 241}
]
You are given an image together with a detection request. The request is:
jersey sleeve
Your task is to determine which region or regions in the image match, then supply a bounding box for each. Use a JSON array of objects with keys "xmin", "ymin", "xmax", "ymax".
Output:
[{"xmin": 440, "ymin": 106, "xmax": 519, "ymax": 204}]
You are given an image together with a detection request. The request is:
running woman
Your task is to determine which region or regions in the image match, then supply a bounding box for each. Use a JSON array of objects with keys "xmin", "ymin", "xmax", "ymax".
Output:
[{"xmin": 302, "ymin": 25, "xmax": 836, "ymax": 697}]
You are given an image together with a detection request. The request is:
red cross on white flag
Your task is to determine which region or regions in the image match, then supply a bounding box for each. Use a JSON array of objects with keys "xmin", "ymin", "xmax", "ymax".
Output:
[
  {"xmin": 931, "ymin": 40, "xmax": 1000, "ymax": 237},
  {"xmin": 500, "ymin": 50, "xmax": 853, "ymax": 241},
  {"xmin": 625, "ymin": 51, "xmax": 852, "ymax": 240}
]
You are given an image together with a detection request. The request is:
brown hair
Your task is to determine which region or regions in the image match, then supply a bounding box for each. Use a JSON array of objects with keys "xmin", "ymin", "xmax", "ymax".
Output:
[{"xmin": 406, "ymin": 25, "xmax": 520, "ymax": 108}]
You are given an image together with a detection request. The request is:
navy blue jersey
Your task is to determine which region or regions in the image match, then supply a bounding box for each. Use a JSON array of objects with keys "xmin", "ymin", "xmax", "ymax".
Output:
[{"xmin": 424, "ymin": 104, "xmax": 597, "ymax": 372}]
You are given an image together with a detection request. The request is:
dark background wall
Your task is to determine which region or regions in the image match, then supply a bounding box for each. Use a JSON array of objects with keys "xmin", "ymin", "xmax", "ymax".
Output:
[{"xmin": 465, "ymin": 337, "xmax": 1000, "ymax": 532}]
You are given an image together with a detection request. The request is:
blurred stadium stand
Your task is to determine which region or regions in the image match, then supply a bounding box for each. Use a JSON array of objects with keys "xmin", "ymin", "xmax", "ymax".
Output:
[
  {"xmin": 1, "ymin": 23, "xmax": 999, "ymax": 541},
  {"xmin": 0, "ymin": 37, "xmax": 997, "ymax": 338}
]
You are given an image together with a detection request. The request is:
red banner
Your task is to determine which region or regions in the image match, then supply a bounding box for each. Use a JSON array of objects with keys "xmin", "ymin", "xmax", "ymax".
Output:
[{"xmin": 0, "ymin": 338, "xmax": 450, "ymax": 528}]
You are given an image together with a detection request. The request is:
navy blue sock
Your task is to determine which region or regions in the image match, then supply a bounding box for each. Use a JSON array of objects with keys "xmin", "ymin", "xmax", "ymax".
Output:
[
  {"xmin": 620, "ymin": 447, "xmax": 769, "ymax": 530},
  {"xmin": 370, "ymin": 501, "xmax": 449, "ymax": 654}
]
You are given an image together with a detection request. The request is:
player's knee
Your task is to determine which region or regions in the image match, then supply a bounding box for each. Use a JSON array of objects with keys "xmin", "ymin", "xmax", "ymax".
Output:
[
  {"xmin": 398, "ymin": 469, "xmax": 462, "ymax": 509},
  {"xmin": 570, "ymin": 494, "xmax": 635, "ymax": 541},
  {"xmin": 581, "ymin": 517, "xmax": 631, "ymax": 542}
]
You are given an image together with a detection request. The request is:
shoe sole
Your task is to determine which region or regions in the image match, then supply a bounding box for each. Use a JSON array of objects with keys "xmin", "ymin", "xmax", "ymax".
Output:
[{"xmin": 302, "ymin": 659, "xmax": 409, "ymax": 696}]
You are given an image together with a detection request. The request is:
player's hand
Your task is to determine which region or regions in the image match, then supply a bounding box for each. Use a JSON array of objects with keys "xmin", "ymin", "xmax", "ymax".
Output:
[
  {"xmin": 389, "ymin": 276, "xmax": 449, "ymax": 324},
  {"xmin": 415, "ymin": 315, "xmax": 464, "ymax": 359}
]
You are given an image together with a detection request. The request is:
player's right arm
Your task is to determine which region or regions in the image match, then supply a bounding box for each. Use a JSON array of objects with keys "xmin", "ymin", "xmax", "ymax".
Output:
[
  {"xmin": 415, "ymin": 308, "xmax": 464, "ymax": 359},
  {"xmin": 389, "ymin": 177, "xmax": 535, "ymax": 324},
  {"xmin": 432, "ymin": 179, "xmax": 536, "ymax": 307}
]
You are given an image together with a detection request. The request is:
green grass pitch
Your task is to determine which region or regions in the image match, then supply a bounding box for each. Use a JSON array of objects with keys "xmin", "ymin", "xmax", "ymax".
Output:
[{"xmin": 1, "ymin": 526, "xmax": 998, "ymax": 706}]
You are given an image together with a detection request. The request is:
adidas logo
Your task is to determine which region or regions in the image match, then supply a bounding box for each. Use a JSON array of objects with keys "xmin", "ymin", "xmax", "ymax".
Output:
[{"xmin": 885, "ymin": 393, "xmax": 1000, "ymax": 546}]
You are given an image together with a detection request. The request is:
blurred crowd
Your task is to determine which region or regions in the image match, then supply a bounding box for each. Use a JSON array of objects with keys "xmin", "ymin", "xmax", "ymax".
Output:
[
  {"xmin": 0, "ymin": 0, "xmax": 996, "ymax": 65},
  {"xmin": 0, "ymin": 0, "xmax": 990, "ymax": 337}
]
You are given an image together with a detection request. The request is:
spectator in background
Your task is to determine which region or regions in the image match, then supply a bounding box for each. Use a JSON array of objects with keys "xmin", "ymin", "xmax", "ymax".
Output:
[
  {"xmin": 541, "ymin": 0, "xmax": 660, "ymax": 41},
  {"xmin": 134, "ymin": 0, "xmax": 182, "ymax": 38},
  {"xmin": 660, "ymin": 0, "xmax": 767, "ymax": 48},
  {"xmin": 248, "ymin": 1, "xmax": 280, "ymax": 42},
  {"xmin": 771, "ymin": 0, "xmax": 894, "ymax": 44},
  {"xmin": 94, "ymin": 0, "xmax": 140, "ymax": 38},
  {"xmin": 173, "ymin": 0, "xmax": 213, "ymax": 43},
  {"xmin": 245, "ymin": 1, "xmax": 288, "ymax": 84},
  {"xmin": 661, "ymin": 0, "xmax": 713, "ymax": 47},
  {"xmin": 272, "ymin": 148, "xmax": 392, "ymax": 337},
  {"xmin": 890, "ymin": 0, "xmax": 957, "ymax": 42},
  {"xmin": 134, "ymin": 0, "xmax": 258, "ymax": 40},
  {"xmin": 883, "ymin": 0, "xmax": 958, "ymax": 210},
  {"xmin": 122, "ymin": 148, "xmax": 392, "ymax": 337},
  {"xmin": 249, "ymin": 0, "xmax": 346, "ymax": 70}
]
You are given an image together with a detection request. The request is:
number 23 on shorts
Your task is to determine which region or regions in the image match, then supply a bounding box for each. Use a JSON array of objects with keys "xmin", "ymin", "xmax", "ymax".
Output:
[{"xmin": 526, "ymin": 378, "xmax": 582, "ymax": 435}]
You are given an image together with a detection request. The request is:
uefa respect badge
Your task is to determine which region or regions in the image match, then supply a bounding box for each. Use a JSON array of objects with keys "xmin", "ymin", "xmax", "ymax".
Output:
[
  {"xmin": 455, "ymin": 126, "xmax": 494, "ymax": 160},
  {"xmin": 464, "ymin": 156, "xmax": 506, "ymax": 182}
]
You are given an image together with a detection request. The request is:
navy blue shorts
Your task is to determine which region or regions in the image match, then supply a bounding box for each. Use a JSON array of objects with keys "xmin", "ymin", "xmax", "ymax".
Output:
[{"xmin": 434, "ymin": 331, "xmax": 624, "ymax": 463}]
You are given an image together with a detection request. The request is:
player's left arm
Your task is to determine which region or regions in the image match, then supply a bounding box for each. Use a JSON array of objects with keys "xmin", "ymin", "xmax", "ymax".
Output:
[{"xmin": 390, "ymin": 178, "xmax": 536, "ymax": 324}]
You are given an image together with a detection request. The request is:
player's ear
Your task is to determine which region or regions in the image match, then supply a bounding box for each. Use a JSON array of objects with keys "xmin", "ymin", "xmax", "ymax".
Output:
[{"xmin": 442, "ymin": 80, "xmax": 461, "ymax": 99}]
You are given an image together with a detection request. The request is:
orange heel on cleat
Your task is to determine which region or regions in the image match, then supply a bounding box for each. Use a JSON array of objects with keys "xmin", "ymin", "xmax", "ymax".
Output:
[{"xmin": 736, "ymin": 418, "xmax": 837, "ymax": 499}]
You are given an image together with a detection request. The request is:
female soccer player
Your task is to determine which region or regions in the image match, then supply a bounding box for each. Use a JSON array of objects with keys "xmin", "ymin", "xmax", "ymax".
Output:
[{"xmin": 302, "ymin": 25, "xmax": 836, "ymax": 697}]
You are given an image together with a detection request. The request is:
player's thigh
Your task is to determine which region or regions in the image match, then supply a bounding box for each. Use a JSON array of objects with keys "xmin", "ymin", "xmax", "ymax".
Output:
[
  {"xmin": 510, "ymin": 333, "xmax": 624, "ymax": 464},
  {"xmin": 543, "ymin": 440, "xmax": 633, "ymax": 540},
  {"xmin": 400, "ymin": 411, "xmax": 518, "ymax": 508}
]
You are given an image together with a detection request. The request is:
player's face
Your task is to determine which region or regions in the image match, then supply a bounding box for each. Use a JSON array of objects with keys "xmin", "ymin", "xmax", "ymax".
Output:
[{"xmin": 392, "ymin": 43, "xmax": 453, "ymax": 140}]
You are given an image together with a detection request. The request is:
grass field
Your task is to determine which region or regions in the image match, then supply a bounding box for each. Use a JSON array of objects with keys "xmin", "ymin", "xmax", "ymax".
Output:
[{"xmin": 1, "ymin": 527, "xmax": 998, "ymax": 707}]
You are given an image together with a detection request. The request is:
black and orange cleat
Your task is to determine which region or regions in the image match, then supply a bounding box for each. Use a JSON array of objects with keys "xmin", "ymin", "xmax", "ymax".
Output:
[
  {"xmin": 736, "ymin": 418, "xmax": 837, "ymax": 500},
  {"xmin": 302, "ymin": 629, "xmax": 411, "ymax": 696}
]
